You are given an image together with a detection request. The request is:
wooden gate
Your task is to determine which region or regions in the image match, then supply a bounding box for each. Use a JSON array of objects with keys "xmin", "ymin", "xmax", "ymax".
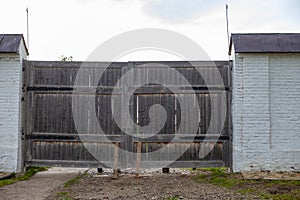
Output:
[{"xmin": 22, "ymin": 61, "xmax": 232, "ymax": 169}]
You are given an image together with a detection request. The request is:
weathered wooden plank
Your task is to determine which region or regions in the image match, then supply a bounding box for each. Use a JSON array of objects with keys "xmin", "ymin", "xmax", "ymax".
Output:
[
  {"xmin": 113, "ymin": 142, "xmax": 119, "ymax": 178},
  {"xmin": 26, "ymin": 160, "xmax": 113, "ymax": 168},
  {"xmin": 135, "ymin": 141, "xmax": 142, "ymax": 177},
  {"xmin": 21, "ymin": 60, "xmax": 29, "ymax": 171}
]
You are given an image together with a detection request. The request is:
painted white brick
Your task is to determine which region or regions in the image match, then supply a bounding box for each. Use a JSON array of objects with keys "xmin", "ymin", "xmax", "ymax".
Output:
[
  {"xmin": 232, "ymin": 53, "xmax": 300, "ymax": 172},
  {"xmin": 0, "ymin": 49, "xmax": 25, "ymax": 172}
]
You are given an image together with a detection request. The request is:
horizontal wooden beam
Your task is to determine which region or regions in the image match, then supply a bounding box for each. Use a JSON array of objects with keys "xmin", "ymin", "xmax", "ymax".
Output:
[
  {"xmin": 28, "ymin": 60, "xmax": 229, "ymax": 69},
  {"xmin": 26, "ymin": 160, "xmax": 226, "ymax": 168},
  {"xmin": 26, "ymin": 160, "xmax": 112, "ymax": 168},
  {"xmin": 27, "ymin": 86, "xmax": 231, "ymax": 93},
  {"xmin": 26, "ymin": 133, "xmax": 230, "ymax": 143},
  {"xmin": 28, "ymin": 61, "xmax": 127, "ymax": 68}
]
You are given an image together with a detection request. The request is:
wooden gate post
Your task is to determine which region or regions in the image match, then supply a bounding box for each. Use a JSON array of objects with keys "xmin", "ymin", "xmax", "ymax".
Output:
[
  {"xmin": 135, "ymin": 141, "xmax": 142, "ymax": 178},
  {"xmin": 113, "ymin": 142, "xmax": 119, "ymax": 179},
  {"xmin": 120, "ymin": 64, "xmax": 135, "ymax": 168}
]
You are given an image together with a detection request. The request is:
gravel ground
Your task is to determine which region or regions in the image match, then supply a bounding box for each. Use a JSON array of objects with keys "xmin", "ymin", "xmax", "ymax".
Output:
[
  {"xmin": 0, "ymin": 168, "xmax": 272, "ymax": 200},
  {"xmin": 1, "ymin": 167, "xmax": 298, "ymax": 200}
]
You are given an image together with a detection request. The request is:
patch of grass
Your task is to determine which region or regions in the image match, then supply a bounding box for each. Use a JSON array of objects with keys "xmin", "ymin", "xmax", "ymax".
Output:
[
  {"xmin": 64, "ymin": 175, "xmax": 81, "ymax": 188},
  {"xmin": 0, "ymin": 179, "xmax": 16, "ymax": 187},
  {"xmin": 235, "ymin": 188, "xmax": 256, "ymax": 195},
  {"xmin": 198, "ymin": 167, "xmax": 228, "ymax": 173},
  {"xmin": 265, "ymin": 180, "xmax": 300, "ymax": 187},
  {"xmin": 192, "ymin": 168, "xmax": 241, "ymax": 189},
  {"xmin": 18, "ymin": 166, "xmax": 48, "ymax": 181},
  {"xmin": 57, "ymin": 191, "xmax": 73, "ymax": 200},
  {"xmin": 192, "ymin": 168, "xmax": 300, "ymax": 199},
  {"xmin": 209, "ymin": 176, "xmax": 242, "ymax": 189},
  {"xmin": 0, "ymin": 166, "xmax": 48, "ymax": 187},
  {"xmin": 260, "ymin": 189, "xmax": 300, "ymax": 200}
]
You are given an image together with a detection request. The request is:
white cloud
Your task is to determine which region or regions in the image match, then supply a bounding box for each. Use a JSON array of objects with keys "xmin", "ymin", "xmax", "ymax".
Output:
[
  {"xmin": 229, "ymin": 0, "xmax": 300, "ymax": 33},
  {"xmin": 143, "ymin": 0, "xmax": 226, "ymax": 24}
]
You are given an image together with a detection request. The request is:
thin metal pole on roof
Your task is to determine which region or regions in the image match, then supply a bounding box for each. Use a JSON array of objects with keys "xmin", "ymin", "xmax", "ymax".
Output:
[
  {"xmin": 26, "ymin": 7, "xmax": 29, "ymax": 52},
  {"xmin": 226, "ymin": 4, "xmax": 230, "ymax": 47}
]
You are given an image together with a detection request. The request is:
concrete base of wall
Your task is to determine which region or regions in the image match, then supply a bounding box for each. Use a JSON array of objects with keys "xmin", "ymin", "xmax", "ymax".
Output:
[{"xmin": 241, "ymin": 172, "xmax": 300, "ymax": 180}]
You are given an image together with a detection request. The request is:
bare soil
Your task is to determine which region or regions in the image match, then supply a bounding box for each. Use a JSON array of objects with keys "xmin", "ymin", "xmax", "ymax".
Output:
[{"xmin": 47, "ymin": 169, "xmax": 259, "ymax": 200}]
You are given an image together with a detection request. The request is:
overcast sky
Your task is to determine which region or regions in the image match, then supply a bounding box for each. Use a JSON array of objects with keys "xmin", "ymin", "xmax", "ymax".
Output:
[{"xmin": 1, "ymin": 0, "xmax": 299, "ymax": 61}]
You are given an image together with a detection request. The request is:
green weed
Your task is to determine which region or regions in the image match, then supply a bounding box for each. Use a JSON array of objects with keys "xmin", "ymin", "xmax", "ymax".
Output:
[
  {"xmin": 57, "ymin": 191, "xmax": 73, "ymax": 200},
  {"xmin": 64, "ymin": 175, "xmax": 81, "ymax": 188},
  {"xmin": 0, "ymin": 166, "xmax": 48, "ymax": 187},
  {"xmin": 164, "ymin": 197, "xmax": 179, "ymax": 200}
]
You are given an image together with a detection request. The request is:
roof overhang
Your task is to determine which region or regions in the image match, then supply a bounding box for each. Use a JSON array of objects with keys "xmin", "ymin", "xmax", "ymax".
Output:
[{"xmin": 229, "ymin": 33, "xmax": 300, "ymax": 55}]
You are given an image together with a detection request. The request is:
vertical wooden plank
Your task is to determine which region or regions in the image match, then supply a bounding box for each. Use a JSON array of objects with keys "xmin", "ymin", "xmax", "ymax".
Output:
[
  {"xmin": 179, "ymin": 93, "xmax": 188, "ymax": 135},
  {"xmin": 54, "ymin": 94, "xmax": 59, "ymax": 133},
  {"xmin": 135, "ymin": 141, "xmax": 142, "ymax": 178},
  {"xmin": 103, "ymin": 95, "xmax": 108, "ymax": 135},
  {"xmin": 163, "ymin": 94, "xmax": 175, "ymax": 135},
  {"xmin": 119, "ymin": 64, "xmax": 134, "ymax": 168},
  {"xmin": 79, "ymin": 143, "xmax": 84, "ymax": 161},
  {"xmin": 139, "ymin": 95, "xmax": 147, "ymax": 132},
  {"xmin": 33, "ymin": 94, "xmax": 39, "ymax": 133},
  {"xmin": 107, "ymin": 95, "xmax": 112, "ymax": 135},
  {"xmin": 90, "ymin": 94, "xmax": 96, "ymax": 135},
  {"xmin": 205, "ymin": 93, "xmax": 212, "ymax": 135},
  {"xmin": 222, "ymin": 65, "xmax": 229, "ymax": 88},
  {"xmin": 57, "ymin": 94, "xmax": 63, "ymax": 134},
  {"xmin": 45, "ymin": 93, "xmax": 52, "ymax": 133},
  {"xmin": 61, "ymin": 94, "xmax": 66, "ymax": 133},
  {"xmin": 222, "ymin": 141, "xmax": 229, "ymax": 166},
  {"xmin": 21, "ymin": 60, "xmax": 29, "ymax": 171},
  {"xmin": 113, "ymin": 142, "xmax": 119, "ymax": 179},
  {"xmin": 26, "ymin": 90, "xmax": 34, "ymax": 162},
  {"xmin": 47, "ymin": 94, "xmax": 53, "ymax": 133},
  {"xmin": 64, "ymin": 94, "xmax": 70, "ymax": 133}
]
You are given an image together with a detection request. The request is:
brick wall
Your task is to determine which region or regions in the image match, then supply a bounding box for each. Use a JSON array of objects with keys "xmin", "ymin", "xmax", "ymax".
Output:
[
  {"xmin": 232, "ymin": 53, "xmax": 300, "ymax": 172},
  {"xmin": 0, "ymin": 53, "xmax": 24, "ymax": 172}
]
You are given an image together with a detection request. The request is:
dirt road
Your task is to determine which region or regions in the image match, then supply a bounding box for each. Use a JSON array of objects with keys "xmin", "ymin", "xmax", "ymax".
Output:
[{"xmin": 0, "ymin": 168, "xmax": 86, "ymax": 200}]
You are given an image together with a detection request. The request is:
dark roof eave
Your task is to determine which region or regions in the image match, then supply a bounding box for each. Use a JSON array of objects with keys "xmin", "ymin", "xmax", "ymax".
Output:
[
  {"xmin": 228, "ymin": 36, "xmax": 233, "ymax": 56},
  {"xmin": 0, "ymin": 34, "xmax": 29, "ymax": 55},
  {"xmin": 233, "ymin": 51, "xmax": 300, "ymax": 53},
  {"xmin": 20, "ymin": 34, "xmax": 29, "ymax": 55},
  {"xmin": 229, "ymin": 33, "xmax": 300, "ymax": 54}
]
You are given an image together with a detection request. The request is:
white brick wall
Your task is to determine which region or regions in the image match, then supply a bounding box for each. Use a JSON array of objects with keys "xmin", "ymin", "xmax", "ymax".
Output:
[
  {"xmin": 269, "ymin": 55, "xmax": 300, "ymax": 171},
  {"xmin": 0, "ymin": 50, "xmax": 25, "ymax": 172},
  {"xmin": 232, "ymin": 53, "xmax": 300, "ymax": 172}
]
